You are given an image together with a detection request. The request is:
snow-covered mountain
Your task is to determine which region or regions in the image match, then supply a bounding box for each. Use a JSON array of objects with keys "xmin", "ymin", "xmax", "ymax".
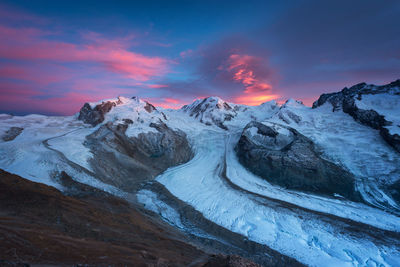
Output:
[
  {"xmin": 181, "ymin": 96, "xmax": 238, "ymax": 129},
  {"xmin": 181, "ymin": 96, "xmax": 279, "ymax": 130},
  {"xmin": 313, "ymin": 80, "xmax": 400, "ymax": 152},
  {"xmin": 1, "ymin": 80, "xmax": 400, "ymax": 266}
]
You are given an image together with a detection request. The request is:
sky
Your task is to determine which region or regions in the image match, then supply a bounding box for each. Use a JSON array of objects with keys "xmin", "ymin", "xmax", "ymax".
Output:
[{"xmin": 0, "ymin": 0, "xmax": 399, "ymax": 115}]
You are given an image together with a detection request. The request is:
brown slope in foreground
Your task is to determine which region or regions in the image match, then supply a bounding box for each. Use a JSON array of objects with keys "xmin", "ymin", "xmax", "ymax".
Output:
[{"xmin": 0, "ymin": 169, "xmax": 259, "ymax": 267}]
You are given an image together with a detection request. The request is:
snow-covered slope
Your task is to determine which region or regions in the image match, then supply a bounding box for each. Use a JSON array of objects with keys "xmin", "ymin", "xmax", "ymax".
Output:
[
  {"xmin": 181, "ymin": 96, "xmax": 278, "ymax": 129},
  {"xmin": 269, "ymin": 100, "xmax": 400, "ymax": 211},
  {"xmin": 313, "ymin": 79, "xmax": 400, "ymax": 152},
  {"xmin": 182, "ymin": 96, "xmax": 237, "ymax": 129},
  {"xmin": 149, "ymin": 127, "xmax": 400, "ymax": 267},
  {"xmin": 0, "ymin": 114, "xmax": 123, "ymax": 196},
  {"xmin": 1, "ymin": 80, "xmax": 400, "ymax": 267},
  {"xmin": 356, "ymin": 93, "xmax": 400, "ymax": 135}
]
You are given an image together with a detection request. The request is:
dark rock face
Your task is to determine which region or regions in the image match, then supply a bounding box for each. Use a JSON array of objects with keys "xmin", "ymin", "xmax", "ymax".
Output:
[
  {"xmin": 312, "ymin": 79, "xmax": 400, "ymax": 152},
  {"xmin": 78, "ymin": 101, "xmax": 117, "ymax": 126},
  {"xmin": 2, "ymin": 127, "xmax": 23, "ymax": 141},
  {"xmin": 144, "ymin": 101, "xmax": 157, "ymax": 113},
  {"xmin": 85, "ymin": 121, "xmax": 193, "ymax": 191},
  {"xmin": 388, "ymin": 179, "xmax": 400, "ymax": 203},
  {"xmin": 235, "ymin": 122, "xmax": 361, "ymax": 201},
  {"xmin": 381, "ymin": 127, "xmax": 400, "ymax": 153}
]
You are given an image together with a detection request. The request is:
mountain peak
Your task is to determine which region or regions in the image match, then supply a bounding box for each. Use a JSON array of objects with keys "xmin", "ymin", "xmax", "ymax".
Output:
[
  {"xmin": 78, "ymin": 96, "xmax": 159, "ymax": 126},
  {"xmin": 183, "ymin": 96, "xmax": 232, "ymax": 111},
  {"xmin": 181, "ymin": 96, "xmax": 236, "ymax": 130},
  {"xmin": 202, "ymin": 96, "xmax": 225, "ymax": 103},
  {"xmin": 312, "ymin": 79, "xmax": 400, "ymax": 109},
  {"xmin": 282, "ymin": 98, "xmax": 304, "ymax": 108}
]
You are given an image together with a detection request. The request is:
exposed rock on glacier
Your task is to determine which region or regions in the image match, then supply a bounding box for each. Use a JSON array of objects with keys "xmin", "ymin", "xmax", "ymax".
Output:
[
  {"xmin": 381, "ymin": 126, "xmax": 400, "ymax": 153},
  {"xmin": 78, "ymin": 101, "xmax": 117, "ymax": 126},
  {"xmin": 2, "ymin": 126, "xmax": 23, "ymax": 141},
  {"xmin": 388, "ymin": 179, "xmax": 400, "ymax": 203},
  {"xmin": 313, "ymin": 79, "xmax": 400, "ymax": 152},
  {"xmin": 85, "ymin": 120, "xmax": 192, "ymax": 191},
  {"xmin": 235, "ymin": 121, "xmax": 361, "ymax": 201}
]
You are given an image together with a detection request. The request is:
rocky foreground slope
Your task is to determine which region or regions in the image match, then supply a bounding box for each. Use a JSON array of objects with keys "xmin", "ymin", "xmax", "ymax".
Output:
[
  {"xmin": 0, "ymin": 80, "xmax": 400, "ymax": 266},
  {"xmin": 0, "ymin": 169, "xmax": 265, "ymax": 267}
]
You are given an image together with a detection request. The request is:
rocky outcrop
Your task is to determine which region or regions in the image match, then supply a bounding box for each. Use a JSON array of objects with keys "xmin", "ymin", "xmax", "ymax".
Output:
[
  {"xmin": 381, "ymin": 127, "xmax": 400, "ymax": 153},
  {"xmin": 235, "ymin": 122, "xmax": 361, "ymax": 201},
  {"xmin": 144, "ymin": 101, "xmax": 157, "ymax": 113},
  {"xmin": 2, "ymin": 126, "xmax": 23, "ymax": 141},
  {"xmin": 312, "ymin": 79, "xmax": 400, "ymax": 152},
  {"xmin": 78, "ymin": 101, "xmax": 117, "ymax": 126},
  {"xmin": 85, "ymin": 120, "xmax": 193, "ymax": 191},
  {"xmin": 388, "ymin": 178, "xmax": 400, "ymax": 204}
]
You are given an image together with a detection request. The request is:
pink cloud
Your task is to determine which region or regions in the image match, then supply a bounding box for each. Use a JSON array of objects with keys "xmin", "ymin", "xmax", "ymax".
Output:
[
  {"xmin": 234, "ymin": 94, "xmax": 280, "ymax": 106},
  {"xmin": 0, "ymin": 82, "xmax": 41, "ymax": 98},
  {"xmin": 1, "ymin": 92, "xmax": 98, "ymax": 115},
  {"xmin": 164, "ymin": 98, "xmax": 180, "ymax": 104},
  {"xmin": 245, "ymin": 82, "xmax": 271, "ymax": 93},
  {"xmin": 222, "ymin": 53, "xmax": 277, "ymax": 105},
  {"xmin": 0, "ymin": 25, "xmax": 169, "ymax": 82},
  {"xmin": 0, "ymin": 63, "xmax": 75, "ymax": 86},
  {"xmin": 0, "ymin": 78, "xmax": 117, "ymax": 115},
  {"xmin": 145, "ymin": 97, "xmax": 184, "ymax": 109},
  {"xmin": 147, "ymin": 84, "xmax": 169, "ymax": 88},
  {"xmin": 226, "ymin": 54, "xmax": 272, "ymax": 91},
  {"xmin": 0, "ymin": 20, "xmax": 174, "ymax": 115}
]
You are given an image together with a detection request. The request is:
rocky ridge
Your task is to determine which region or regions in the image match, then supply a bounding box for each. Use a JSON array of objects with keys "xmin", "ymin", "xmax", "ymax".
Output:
[{"xmin": 313, "ymin": 80, "xmax": 400, "ymax": 152}]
